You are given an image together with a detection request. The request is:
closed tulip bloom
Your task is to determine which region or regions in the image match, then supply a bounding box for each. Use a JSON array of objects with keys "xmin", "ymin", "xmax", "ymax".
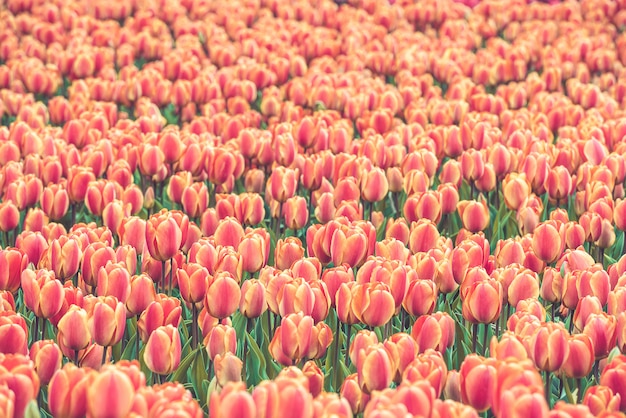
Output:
[
  {"xmin": 583, "ymin": 385, "xmax": 621, "ymax": 416},
  {"xmin": 283, "ymin": 196, "xmax": 308, "ymax": 230},
  {"xmin": 206, "ymin": 272, "xmax": 240, "ymax": 319},
  {"xmin": 583, "ymin": 313, "xmax": 617, "ymax": 359},
  {"xmin": 490, "ymin": 332, "xmax": 528, "ymax": 361},
  {"xmin": 573, "ymin": 295, "xmax": 604, "ymax": 332},
  {"xmin": 87, "ymin": 366, "xmax": 135, "ymax": 418},
  {"xmin": 29, "ymin": 340, "xmax": 62, "ymax": 385},
  {"xmin": 269, "ymin": 167, "xmax": 298, "ymax": 203},
  {"xmin": 205, "ymin": 324, "xmax": 237, "ymax": 361},
  {"xmin": 349, "ymin": 330, "xmax": 379, "ymax": 366},
  {"xmin": 459, "ymin": 355, "xmax": 498, "ymax": 412},
  {"xmin": 214, "ymin": 352, "xmax": 243, "ymax": 388},
  {"xmin": 411, "ymin": 312, "xmax": 456, "ymax": 354},
  {"xmin": 502, "ymin": 173, "xmax": 531, "ymax": 211},
  {"xmin": 48, "ymin": 235, "xmax": 82, "ymax": 280},
  {"xmin": 0, "ymin": 248, "xmax": 29, "ymax": 293},
  {"xmin": 352, "ymin": 282, "xmax": 395, "ymax": 328},
  {"xmin": 0, "ymin": 378, "xmax": 15, "ymax": 417},
  {"xmin": 462, "ymin": 279, "xmax": 503, "ymax": 324},
  {"xmin": 118, "ymin": 216, "xmax": 147, "ymax": 255},
  {"xmin": 144, "ymin": 325, "xmax": 181, "ymax": 375},
  {"xmin": 560, "ymin": 333, "xmax": 595, "ymax": 379},
  {"xmin": 57, "ymin": 306, "xmax": 91, "ymax": 352},
  {"xmin": 238, "ymin": 231, "xmax": 269, "ymax": 273},
  {"xmin": 181, "ymin": 182, "xmax": 209, "ymax": 220},
  {"xmin": 40, "ymin": 184, "xmax": 70, "ymax": 221},
  {"xmin": 340, "ymin": 373, "xmax": 370, "ymax": 414},
  {"xmin": 145, "ymin": 211, "xmax": 182, "ymax": 262},
  {"xmin": 402, "ymin": 350, "xmax": 447, "ymax": 396},
  {"xmin": 48, "ymin": 363, "xmax": 93, "ymax": 418},
  {"xmin": 210, "ymin": 382, "xmax": 256, "ymax": 418},
  {"xmin": 457, "ymin": 198, "xmax": 490, "ymax": 232},
  {"xmin": 239, "ymin": 279, "xmax": 267, "ymax": 318},
  {"xmin": 357, "ymin": 344, "xmax": 394, "ymax": 394},
  {"xmin": 274, "ymin": 237, "xmax": 305, "ymax": 270},
  {"xmin": 21, "ymin": 268, "xmax": 63, "ymax": 320},
  {"xmin": 529, "ymin": 322, "xmax": 569, "ymax": 372},
  {"xmin": 126, "ymin": 273, "xmax": 157, "ymax": 317},
  {"xmin": 403, "ymin": 278, "xmax": 437, "ymax": 317},
  {"xmin": 0, "ymin": 201, "xmax": 19, "ymax": 232},
  {"xmin": 600, "ymin": 355, "xmax": 626, "ymax": 411},
  {"xmin": 531, "ymin": 222, "xmax": 564, "ymax": 264},
  {"xmin": 88, "ymin": 296, "xmax": 126, "ymax": 348},
  {"xmin": 81, "ymin": 242, "xmax": 116, "ymax": 288},
  {"xmin": 15, "ymin": 232, "xmax": 47, "ymax": 268},
  {"xmin": 329, "ymin": 225, "xmax": 368, "ymax": 268},
  {"xmin": 177, "ymin": 263, "xmax": 209, "ymax": 305},
  {"xmin": 277, "ymin": 277, "xmax": 314, "ymax": 318},
  {"xmin": 213, "ymin": 217, "xmax": 245, "ymax": 249},
  {"xmin": 137, "ymin": 295, "xmax": 182, "ymax": 343},
  {"xmin": 0, "ymin": 312, "xmax": 28, "ymax": 355},
  {"xmin": 269, "ymin": 313, "xmax": 314, "ymax": 365},
  {"xmin": 408, "ymin": 219, "xmax": 440, "ymax": 253},
  {"xmin": 361, "ymin": 167, "xmax": 389, "ymax": 203},
  {"xmin": 96, "ymin": 262, "xmax": 131, "ymax": 304}
]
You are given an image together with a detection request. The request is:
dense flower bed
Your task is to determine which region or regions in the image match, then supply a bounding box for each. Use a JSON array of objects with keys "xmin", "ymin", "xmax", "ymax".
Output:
[{"xmin": 2, "ymin": 0, "xmax": 626, "ymax": 416}]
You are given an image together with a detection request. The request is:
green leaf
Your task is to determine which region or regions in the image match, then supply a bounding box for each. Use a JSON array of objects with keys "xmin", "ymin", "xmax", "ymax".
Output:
[
  {"xmin": 121, "ymin": 334, "xmax": 137, "ymax": 360},
  {"xmin": 247, "ymin": 332, "xmax": 269, "ymax": 385},
  {"xmin": 170, "ymin": 346, "xmax": 200, "ymax": 384},
  {"xmin": 191, "ymin": 349, "xmax": 209, "ymax": 407},
  {"xmin": 23, "ymin": 400, "xmax": 40, "ymax": 418}
]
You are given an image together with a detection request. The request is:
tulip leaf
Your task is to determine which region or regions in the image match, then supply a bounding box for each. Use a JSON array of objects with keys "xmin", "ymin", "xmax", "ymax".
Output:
[
  {"xmin": 23, "ymin": 400, "xmax": 40, "ymax": 418},
  {"xmin": 170, "ymin": 346, "xmax": 199, "ymax": 384},
  {"xmin": 121, "ymin": 334, "xmax": 137, "ymax": 360},
  {"xmin": 191, "ymin": 348, "xmax": 208, "ymax": 408},
  {"xmin": 247, "ymin": 332, "xmax": 269, "ymax": 384}
]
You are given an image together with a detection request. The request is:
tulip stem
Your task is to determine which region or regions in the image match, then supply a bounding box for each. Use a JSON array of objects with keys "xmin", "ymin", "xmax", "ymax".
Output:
[
  {"xmin": 33, "ymin": 316, "xmax": 39, "ymax": 342},
  {"xmin": 41, "ymin": 317, "xmax": 46, "ymax": 340},
  {"xmin": 333, "ymin": 317, "xmax": 341, "ymax": 391},
  {"xmin": 74, "ymin": 350, "xmax": 79, "ymax": 365},
  {"xmin": 242, "ymin": 318, "xmax": 251, "ymax": 385},
  {"xmin": 102, "ymin": 346, "xmax": 108, "ymax": 365},
  {"xmin": 576, "ymin": 378, "xmax": 582, "ymax": 403},
  {"xmin": 191, "ymin": 304, "xmax": 198, "ymax": 350},
  {"xmin": 472, "ymin": 323, "xmax": 479, "ymax": 354},
  {"xmin": 593, "ymin": 360, "xmax": 599, "ymax": 383},
  {"xmin": 161, "ymin": 260, "xmax": 166, "ymax": 295},
  {"xmin": 344, "ymin": 323, "xmax": 352, "ymax": 368},
  {"xmin": 168, "ymin": 259, "xmax": 174, "ymax": 296},
  {"xmin": 545, "ymin": 371, "xmax": 552, "ymax": 407},
  {"xmin": 136, "ymin": 315, "xmax": 141, "ymax": 358},
  {"xmin": 482, "ymin": 323, "xmax": 489, "ymax": 357}
]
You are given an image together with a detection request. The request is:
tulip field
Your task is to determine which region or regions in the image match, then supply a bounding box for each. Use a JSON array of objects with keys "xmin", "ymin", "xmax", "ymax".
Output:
[{"xmin": 6, "ymin": 0, "xmax": 626, "ymax": 416}]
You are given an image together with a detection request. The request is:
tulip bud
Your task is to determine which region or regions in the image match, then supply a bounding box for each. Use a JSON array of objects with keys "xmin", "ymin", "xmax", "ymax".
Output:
[{"xmin": 144, "ymin": 325, "xmax": 182, "ymax": 375}]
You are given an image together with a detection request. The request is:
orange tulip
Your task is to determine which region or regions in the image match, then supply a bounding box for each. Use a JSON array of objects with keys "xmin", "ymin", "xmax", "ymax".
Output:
[
  {"xmin": 0, "ymin": 248, "xmax": 29, "ymax": 294},
  {"xmin": 87, "ymin": 296, "xmax": 126, "ymax": 348},
  {"xmin": 583, "ymin": 385, "xmax": 622, "ymax": 416},
  {"xmin": 459, "ymin": 355, "xmax": 498, "ymax": 412},
  {"xmin": 145, "ymin": 210, "xmax": 182, "ymax": 262},
  {"xmin": 583, "ymin": 313, "xmax": 617, "ymax": 360},
  {"xmin": 462, "ymin": 278, "xmax": 502, "ymax": 324},
  {"xmin": 600, "ymin": 355, "xmax": 626, "ymax": 411},
  {"xmin": 48, "ymin": 235, "xmax": 82, "ymax": 280},
  {"xmin": 357, "ymin": 343, "xmax": 394, "ymax": 394},
  {"xmin": 20, "ymin": 268, "xmax": 63, "ymax": 320},
  {"xmin": 57, "ymin": 305, "xmax": 91, "ymax": 354},
  {"xmin": 528, "ymin": 322, "xmax": 569, "ymax": 372},
  {"xmin": 560, "ymin": 333, "xmax": 595, "ymax": 379},
  {"xmin": 214, "ymin": 352, "xmax": 243, "ymax": 389},
  {"xmin": 205, "ymin": 271, "xmax": 240, "ymax": 319},
  {"xmin": 283, "ymin": 196, "xmax": 308, "ymax": 231},
  {"xmin": 210, "ymin": 382, "xmax": 256, "ymax": 418},
  {"xmin": 87, "ymin": 366, "xmax": 136, "ymax": 418},
  {"xmin": 28, "ymin": 340, "xmax": 62, "ymax": 385},
  {"xmin": 137, "ymin": 295, "xmax": 182, "ymax": 343},
  {"xmin": 360, "ymin": 167, "xmax": 389, "ymax": 203},
  {"xmin": 48, "ymin": 363, "xmax": 93, "ymax": 418},
  {"xmin": 205, "ymin": 324, "xmax": 237, "ymax": 361},
  {"xmin": 411, "ymin": 312, "xmax": 456, "ymax": 354},
  {"xmin": 144, "ymin": 325, "xmax": 181, "ymax": 375},
  {"xmin": 351, "ymin": 282, "xmax": 395, "ymax": 328},
  {"xmin": 457, "ymin": 197, "xmax": 490, "ymax": 232}
]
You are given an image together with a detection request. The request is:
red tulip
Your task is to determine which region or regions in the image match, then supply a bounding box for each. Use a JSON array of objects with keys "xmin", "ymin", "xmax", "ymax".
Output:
[{"xmin": 144, "ymin": 325, "xmax": 181, "ymax": 375}]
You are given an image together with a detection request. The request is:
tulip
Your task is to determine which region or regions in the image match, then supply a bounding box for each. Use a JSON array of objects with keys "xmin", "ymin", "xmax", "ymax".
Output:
[
  {"xmin": 402, "ymin": 350, "xmax": 447, "ymax": 396},
  {"xmin": 177, "ymin": 263, "xmax": 209, "ymax": 306},
  {"xmin": 210, "ymin": 382, "xmax": 256, "ymax": 418},
  {"xmin": 0, "ymin": 201, "xmax": 19, "ymax": 233},
  {"xmin": 88, "ymin": 296, "xmax": 126, "ymax": 349},
  {"xmin": 28, "ymin": 340, "xmax": 62, "ymax": 385},
  {"xmin": 206, "ymin": 271, "xmax": 240, "ymax": 319},
  {"xmin": 0, "ymin": 383, "xmax": 14, "ymax": 418},
  {"xmin": 144, "ymin": 325, "xmax": 182, "ymax": 376},
  {"xmin": 462, "ymin": 278, "xmax": 503, "ymax": 324},
  {"xmin": 145, "ymin": 211, "xmax": 182, "ymax": 262},
  {"xmin": 269, "ymin": 313, "xmax": 315, "ymax": 365},
  {"xmin": 48, "ymin": 363, "xmax": 93, "ymax": 418},
  {"xmin": 403, "ymin": 278, "xmax": 437, "ymax": 317},
  {"xmin": 57, "ymin": 306, "xmax": 91, "ymax": 356},
  {"xmin": 214, "ymin": 352, "xmax": 243, "ymax": 389},
  {"xmin": 459, "ymin": 355, "xmax": 498, "ymax": 412},
  {"xmin": 283, "ymin": 196, "xmax": 308, "ymax": 231},
  {"xmin": 560, "ymin": 333, "xmax": 595, "ymax": 379},
  {"xmin": 87, "ymin": 366, "xmax": 136, "ymax": 418},
  {"xmin": 48, "ymin": 235, "xmax": 82, "ymax": 281},
  {"xmin": 457, "ymin": 197, "xmax": 490, "ymax": 232},
  {"xmin": 600, "ymin": 355, "xmax": 626, "ymax": 411},
  {"xmin": 528, "ymin": 322, "xmax": 569, "ymax": 372},
  {"xmin": 20, "ymin": 268, "xmax": 63, "ymax": 320},
  {"xmin": 137, "ymin": 295, "xmax": 182, "ymax": 343},
  {"xmin": 411, "ymin": 312, "xmax": 456, "ymax": 354},
  {"xmin": 126, "ymin": 273, "xmax": 157, "ymax": 317},
  {"xmin": 0, "ymin": 312, "xmax": 28, "ymax": 355},
  {"xmin": 213, "ymin": 217, "xmax": 245, "ymax": 249},
  {"xmin": 239, "ymin": 279, "xmax": 267, "ymax": 319},
  {"xmin": 340, "ymin": 373, "xmax": 369, "ymax": 414},
  {"xmin": 205, "ymin": 324, "xmax": 237, "ymax": 361},
  {"xmin": 360, "ymin": 167, "xmax": 389, "ymax": 203},
  {"xmin": 238, "ymin": 231, "xmax": 269, "ymax": 273},
  {"xmin": 0, "ymin": 248, "xmax": 29, "ymax": 293},
  {"xmin": 96, "ymin": 262, "xmax": 131, "ymax": 303},
  {"xmin": 357, "ymin": 344, "xmax": 394, "ymax": 394},
  {"xmin": 274, "ymin": 237, "xmax": 305, "ymax": 270},
  {"xmin": 583, "ymin": 385, "xmax": 622, "ymax": 416},
  {"xmin": 351, "ymin": 282, "xmax": 395, "ymax": 328},
  {"xmin": 583, "ymin": 313, "xmax": 617, "ymax": 360}
]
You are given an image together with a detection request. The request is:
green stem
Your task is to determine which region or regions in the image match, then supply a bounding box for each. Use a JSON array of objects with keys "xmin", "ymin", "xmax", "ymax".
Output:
[
  {"xmin": 344, "ymin": 323, "xmax": 352, "ymax": 369},
  {"xmin": 545, "ymin": 371, "xmax": 552, "ymax": 407},
  {"xmin": 102, "ymin": 346, "xmax": 108, "ymax": 365},
  {"xmin": 333, "ymin": 317, "xmax": 342, "ymax": 391},
  {"xmin": 472, "ymin": 323, "xmax": 479, "ymax": 354},
  {"xmin": 191, "ymin": 304, "xmax": 198, "ymax": 350}
]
